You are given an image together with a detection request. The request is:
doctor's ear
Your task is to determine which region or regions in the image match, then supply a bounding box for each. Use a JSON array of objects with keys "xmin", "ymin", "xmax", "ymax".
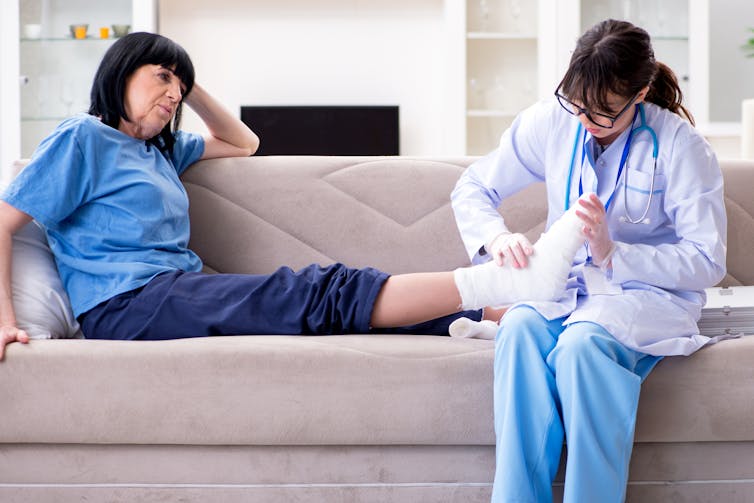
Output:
[{"xmin": 635, "ymin": 86, "xmax": 650, "ymax": 103}]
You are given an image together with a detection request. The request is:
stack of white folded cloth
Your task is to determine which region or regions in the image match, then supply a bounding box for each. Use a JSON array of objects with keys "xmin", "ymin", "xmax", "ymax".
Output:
[{"xmin": 699, "ymin": 286, "xmax": 754, "ymax": 337}]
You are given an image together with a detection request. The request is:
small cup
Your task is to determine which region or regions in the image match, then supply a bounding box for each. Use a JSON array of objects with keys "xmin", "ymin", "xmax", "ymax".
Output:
[
  {"xmin": 70, "ymin": 24, "xmax": 88, "ymax": 39},
  {"xmin": 24, "ymin": 24, "xmax": 42, "ymax": 39},
  {"xmin": 99, "ymin": 26, "xmax": 110, "ymax": 39},
  {"xmin": 111, "ymin": 24, "xmax": 130, "ymax": 38}
]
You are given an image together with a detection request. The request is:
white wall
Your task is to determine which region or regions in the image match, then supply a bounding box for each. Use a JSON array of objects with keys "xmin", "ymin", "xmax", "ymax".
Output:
[
  {"xmin": 0, "ymin": 1, "xmax": 20, "ymax": 185},
  {"xmin": 709, "ymin": 0, "xmax": 754, "ymax": 123},
  {"xmin": 159, "ymin": 0, "xmax": 451, "ymax": 156}
]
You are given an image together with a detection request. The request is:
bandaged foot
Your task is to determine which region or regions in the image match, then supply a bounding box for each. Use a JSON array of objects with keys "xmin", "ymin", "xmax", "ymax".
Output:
[
  {"xmin": 453, "ymin": 204, "xmax": 584, "ymax": 309},
  {"xmin": 449, "ymin": 317, "xmax": 500, "ymax": 340}
]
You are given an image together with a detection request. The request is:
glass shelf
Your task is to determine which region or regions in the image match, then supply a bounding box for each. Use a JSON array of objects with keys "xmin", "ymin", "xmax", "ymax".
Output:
[
  {"xmin": 467, "ymin": 109, "xmax": 517, "ymax": 117},
  {"xmin": 467, "ymin": 32, "xmax": 537, "ymax": 40},
  {"xmin": 21, "ymin": 37, "xmax": 116, "ymax": 42},
  {"xmin": 21, "ymin": 116, "xmax": 69, "ymax": 122},
  {"xmin": 653, "ymin": 35, "xmax": 689, "ymax": 42}
]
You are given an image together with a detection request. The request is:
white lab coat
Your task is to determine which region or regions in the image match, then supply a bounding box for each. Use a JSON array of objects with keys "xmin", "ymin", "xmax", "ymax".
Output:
[{"xmin": 452, "ymin": 99, "xmax": 727, "ymax": 356}]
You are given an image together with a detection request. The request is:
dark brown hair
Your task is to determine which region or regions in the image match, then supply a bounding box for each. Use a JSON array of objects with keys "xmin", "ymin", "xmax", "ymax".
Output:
[{"xmin": 557, "ymin": 19, "xmax": 694, "ymax": 125}]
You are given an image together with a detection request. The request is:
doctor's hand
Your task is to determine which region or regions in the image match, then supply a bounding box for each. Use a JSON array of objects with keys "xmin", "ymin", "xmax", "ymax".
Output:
[
  {"xmin": 575, "ymin": 193, "xmax": 615, "ymax": 268},
  {"xmin": 0, "ymin": 325, "xmax": 29, "ymax": 361},
  {"xmin": 486, "ymin": 232, "xmax": 534, "ymax": 268}
]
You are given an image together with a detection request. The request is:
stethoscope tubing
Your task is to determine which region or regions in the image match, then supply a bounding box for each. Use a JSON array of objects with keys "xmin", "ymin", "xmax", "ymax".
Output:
[{"xmin": 564, "ymin": 103, "xmax": 659, "ymax": 225}]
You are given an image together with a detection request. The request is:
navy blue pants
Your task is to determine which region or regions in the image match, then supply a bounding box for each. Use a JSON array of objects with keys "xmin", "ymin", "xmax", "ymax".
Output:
[{"xmin": 79, "ymin": 265, "xmax": 481, "ymax": 341}]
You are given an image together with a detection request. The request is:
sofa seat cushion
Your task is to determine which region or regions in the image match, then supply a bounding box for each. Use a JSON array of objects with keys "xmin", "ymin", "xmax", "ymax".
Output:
[
  {"xmin": 0, "ymin": 335, "xmax": 494, "ymax": 445},
  {"xmin": 637, "ymin": 334, "xmax": 754, "ymax": 442},
  {"xmin": 4, "ymin": 332, "xmax": 754, "ymax": 447}
]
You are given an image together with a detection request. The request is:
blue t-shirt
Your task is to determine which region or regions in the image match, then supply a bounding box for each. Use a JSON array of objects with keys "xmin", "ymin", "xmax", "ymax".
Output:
[{"xmin": 2, "ymin": 114, "xmax": 205, "ymax": 317}]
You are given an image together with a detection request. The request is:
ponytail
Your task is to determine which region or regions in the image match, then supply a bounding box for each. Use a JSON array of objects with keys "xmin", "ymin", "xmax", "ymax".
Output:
[{"xmin": 646, "ymin": 61, "xmax": 694, "ymax": 125}]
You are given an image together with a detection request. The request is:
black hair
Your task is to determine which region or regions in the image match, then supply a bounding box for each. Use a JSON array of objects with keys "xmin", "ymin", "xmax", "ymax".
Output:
[
  {"xmin": 557, "ymin": 19, "xmax": 694, "ymax": 125},
  {"xmin": 88, "ymin": 32, "xmax": 196, "ymax": 152}
]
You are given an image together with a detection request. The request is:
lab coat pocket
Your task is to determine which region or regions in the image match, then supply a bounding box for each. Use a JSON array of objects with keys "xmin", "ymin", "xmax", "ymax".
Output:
[{"xmin": 620, "ymin": 168, "xmax": 666, "ymax": 228}]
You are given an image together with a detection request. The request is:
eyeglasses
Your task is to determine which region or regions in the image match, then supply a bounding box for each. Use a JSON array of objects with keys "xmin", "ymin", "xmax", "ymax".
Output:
[{"xmin": 554, "ymin": 90, "xmax": 639, "ymax": 129}]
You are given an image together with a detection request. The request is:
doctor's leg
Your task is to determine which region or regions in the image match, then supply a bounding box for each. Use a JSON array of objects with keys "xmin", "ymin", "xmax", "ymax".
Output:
[
  {"xmin": 492, "ymin": 306, "xmax": 568, "ymax": 502},
  {"xmin": 547, "ymin": 322, "xmax": 661, "ymax": 503}
]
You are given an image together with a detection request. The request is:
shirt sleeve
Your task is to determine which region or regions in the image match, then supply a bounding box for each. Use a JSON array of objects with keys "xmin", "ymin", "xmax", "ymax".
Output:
[
  {"xmin": 610, "ymin": 129, "xmax": 727, "ymax": 291},
  {"xmin": 1, "ymin": 121, "xmax": 91, "ymax": 227},
  {"xmin": 171, "ymin": 131, "xmax": 205, "ymax": 175},
  {"xmin": 451, "ymin": 102, "xmax": 549, "ymax": 263}
]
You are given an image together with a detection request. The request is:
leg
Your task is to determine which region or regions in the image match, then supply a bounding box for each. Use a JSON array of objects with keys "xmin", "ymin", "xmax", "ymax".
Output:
[
  {"xmin": 370, "ymin": 272, "xmax": 463, "ymax": 328},
  {"xmin": 454, "ymin": 203, "xmax": 585, "ymax": 309},
  {"xmin": 492, "ymin": 307, "xmax": 569, "ymax": 502},
  {"xmin": 373, "ymin": 203, "xmax": 587, "ymax": 324},
  {"xmin": 547, "ymin": 322, "xmax": 662, "ymax": 503},
  {"xmin": 80, "ymin": 264, "xmax": 391, "ymax": 340},
  {"xmin": 370, "ymin": 275, "xmax": 507, "ymax": 336}
]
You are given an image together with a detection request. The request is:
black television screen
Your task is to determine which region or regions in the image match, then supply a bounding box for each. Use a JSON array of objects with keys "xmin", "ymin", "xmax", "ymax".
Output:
[{"xmin": 240, "ymin": 105, "xmax": 399, "ymax": 156}]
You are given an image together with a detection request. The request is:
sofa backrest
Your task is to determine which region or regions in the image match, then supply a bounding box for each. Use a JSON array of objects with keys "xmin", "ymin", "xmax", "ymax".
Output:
[
  {"xmin": 183, "ymin": 156, "xmax": 754, "ymax": 286},
  {"xmin": 720, "ymin": 159, "xmax": 754, "ymax": 286}
]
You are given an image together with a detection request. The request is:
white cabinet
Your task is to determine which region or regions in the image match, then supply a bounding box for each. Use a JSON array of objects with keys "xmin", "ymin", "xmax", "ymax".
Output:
[
  {"xmin": 444, "ymin": 0, "xmax": 559, "ymax": 156},
  {"xmin": 0, "ymin": 0, "xmax": 157, "ymax": 183}
]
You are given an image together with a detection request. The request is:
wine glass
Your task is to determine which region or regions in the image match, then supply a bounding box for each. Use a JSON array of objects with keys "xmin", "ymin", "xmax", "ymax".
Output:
[
  {"xmin": 656, "ymin": 2, "xmax": 667, "ymax": 35},
  {"xmin": 36, "ymin": 76, "xmax": 50, "ymax": 119},
  {"xmin": 621, "ymin": 0, "xmax": 632, "ymax": 20},
  {"xmin": 509, "ymin": 0, "xmax": 522, "ymax": 32},
  {"xmin": 486, "ymin": 75, "xmax": 507, "ymax": 112},
  {"xmin": 478, "ymin": 0, "xmax": 490, "ymax": 32},
  {"xmin": 60, "ymin": 78, "xmax": 75, "ymax": 117},
  {"xmin": 468, "ymin": 77, "xmax": 485, "ymax": 109}
]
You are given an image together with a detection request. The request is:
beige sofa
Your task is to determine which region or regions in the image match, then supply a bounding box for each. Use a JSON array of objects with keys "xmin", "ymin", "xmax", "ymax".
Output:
[{"xmin": 1, "ymin": 155, "xmax": 753, "ymax": 503}]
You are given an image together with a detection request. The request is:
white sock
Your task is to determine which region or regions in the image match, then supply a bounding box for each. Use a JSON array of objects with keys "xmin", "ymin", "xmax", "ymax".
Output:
[
  {"xmin": 454, "ymin": 204, "xmax": 584, "ymax": 309},
  {"xmin": 449, "ymin": 317, "xmax": 499, "ymax": 340}
]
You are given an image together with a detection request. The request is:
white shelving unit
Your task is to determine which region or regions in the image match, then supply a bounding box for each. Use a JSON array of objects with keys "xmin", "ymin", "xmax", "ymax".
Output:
[
  {"xmin": 0, "ymin": 0, "xmax": 157, "ymax": 183},
  {"xmin": 444, "ymin": 0, "xmax": 559, "ymax": 156}
]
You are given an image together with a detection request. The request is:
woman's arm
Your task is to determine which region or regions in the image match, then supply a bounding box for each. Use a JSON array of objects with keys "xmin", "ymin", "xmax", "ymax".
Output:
[
  {"xmin": 183, "ymin": 83, "xmax": 260, "ymax": 160},
  {"xmin": 451, "ymin": 104, "xmax": 549, "ymax": 264},
  {"xmin": 0, "ymin": 201, "xmax": 33, "ymax": 360}
]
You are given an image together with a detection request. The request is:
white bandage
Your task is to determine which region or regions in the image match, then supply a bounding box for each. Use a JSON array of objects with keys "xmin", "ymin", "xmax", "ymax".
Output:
[{"xmin": 454, "ymin": 204, "xmax": 584, "ymax": 309}]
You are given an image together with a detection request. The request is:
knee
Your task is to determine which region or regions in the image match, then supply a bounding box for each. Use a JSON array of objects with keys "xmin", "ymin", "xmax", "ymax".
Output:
[
  {"xmin": 548, "ymin": 323, "xmax": 616, "ymax": 370},
  {"xmin": 496, "ymin": 307, "xmax": 554, "ymax": 354},
  {"xmin": 499, "ymin": 307, "xmax": 544, "ymax": 336}
]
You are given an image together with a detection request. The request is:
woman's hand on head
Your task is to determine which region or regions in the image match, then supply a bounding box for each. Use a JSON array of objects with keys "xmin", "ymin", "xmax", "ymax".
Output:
[
  {"xmin": 575, "ymin": 193, "xmax": 615, "ymax": 267},
  {"xmin": 0, "ymin": 325, "xmax": 29, "ymax": 361},
  {"xmin": 183, "ymin": 83, "xmax": 260, "ymax": 159},
  {"xmin": 486, "ymin": 232, "xmax": 534, "ymax": 268}
]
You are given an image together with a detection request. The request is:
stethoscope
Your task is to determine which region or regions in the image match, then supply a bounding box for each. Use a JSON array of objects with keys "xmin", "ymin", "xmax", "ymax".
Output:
[{"xmin": 564, "ymin": 103, "xmax": 659, "ymax": 225}]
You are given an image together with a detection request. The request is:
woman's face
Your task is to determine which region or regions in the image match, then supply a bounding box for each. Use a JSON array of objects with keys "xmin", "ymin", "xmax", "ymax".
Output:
[
  {"xmin": 575, "ymin": 87, "xmax": 648, "ymax": 145},
  {"xmin": 119, "ymin": 64, "xmax": 185, "ymax": 140}
]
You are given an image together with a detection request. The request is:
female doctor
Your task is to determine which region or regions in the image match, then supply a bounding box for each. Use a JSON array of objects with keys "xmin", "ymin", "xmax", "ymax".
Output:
[{"xmin": 451, "ymin": 19, "xmax": 727, "ymax": 502}]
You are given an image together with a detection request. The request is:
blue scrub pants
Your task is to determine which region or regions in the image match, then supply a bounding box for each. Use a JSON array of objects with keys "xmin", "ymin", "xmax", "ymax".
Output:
[
  {"xmin": 492, "ymin": 306, "xmax": 661, "ymax": 503},
  {"xmin": 79, "ymin": 265, "xmax": 480, "ymax": 340}
]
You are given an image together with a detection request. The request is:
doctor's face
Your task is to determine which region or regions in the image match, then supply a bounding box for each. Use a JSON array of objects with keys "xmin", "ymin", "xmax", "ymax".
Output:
[{"xmin": 570, "ymin": 89, "xmax": 647, "ymax": 145}]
